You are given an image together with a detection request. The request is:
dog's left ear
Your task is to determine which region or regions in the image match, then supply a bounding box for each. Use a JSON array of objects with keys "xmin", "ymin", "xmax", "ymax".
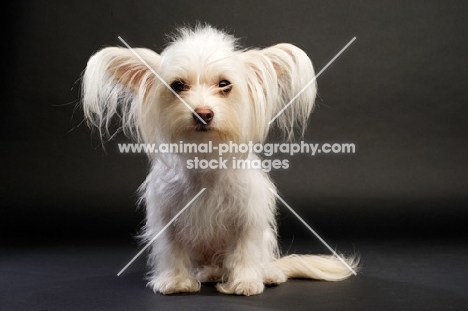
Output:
[
  {"xmin": 82, "ymin": 47, "xmax": 161, "ymax": 141},
  {"xmin": 241, "ymin": 44, "xmax": 316, "ymax": 141}
]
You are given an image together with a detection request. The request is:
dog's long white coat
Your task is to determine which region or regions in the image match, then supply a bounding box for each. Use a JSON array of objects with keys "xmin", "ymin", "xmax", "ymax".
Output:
[{"xmin": 82, "ymin": 24, "xmax": 358, "ymax": 296}]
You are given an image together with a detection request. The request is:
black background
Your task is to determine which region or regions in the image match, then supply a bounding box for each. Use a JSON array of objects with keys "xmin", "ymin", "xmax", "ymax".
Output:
[
  {"xmin": 3, "ymin": 0, "xmax": 467, "ymax": 242},
  {"xmin": 2, "ymin": 1, "xmax": 468, "ymax": 310}
]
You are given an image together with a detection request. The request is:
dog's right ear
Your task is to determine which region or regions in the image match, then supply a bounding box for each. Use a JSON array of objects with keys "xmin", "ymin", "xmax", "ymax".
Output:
[
  {"xmin": 82, "ymin": 47, "xmax": 160, "ymax": 140},
  {"xmin": 240, "ymin": 44, "xmax": 316, "ymax": 142}
]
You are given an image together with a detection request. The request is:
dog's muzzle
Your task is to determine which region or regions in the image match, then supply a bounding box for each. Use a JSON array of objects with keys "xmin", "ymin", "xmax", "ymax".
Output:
[{"xmin": 193, "ymin": 108, "xmax": 214, "ymax": 131}]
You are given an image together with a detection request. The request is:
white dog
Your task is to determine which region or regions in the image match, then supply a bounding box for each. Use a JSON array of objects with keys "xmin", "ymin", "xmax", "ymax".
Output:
[{"xmin": 82, "ymin": 24, "xmax": 358, "ymax": 296}]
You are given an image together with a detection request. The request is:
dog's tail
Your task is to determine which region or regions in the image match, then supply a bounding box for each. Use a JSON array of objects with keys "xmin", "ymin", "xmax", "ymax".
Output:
[{"xmin": 273, "ymin": 254, "xmax": 359, "ymax": 281}]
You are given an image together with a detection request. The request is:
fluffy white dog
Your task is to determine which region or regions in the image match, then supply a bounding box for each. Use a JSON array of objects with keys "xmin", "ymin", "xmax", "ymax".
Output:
[{"xmin": 82, "ymin": 24, "xmax": 358, "ymax": 296}]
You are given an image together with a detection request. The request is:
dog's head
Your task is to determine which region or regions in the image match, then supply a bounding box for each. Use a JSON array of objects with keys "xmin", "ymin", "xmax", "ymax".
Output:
[{"xmin": 82, "ymin": 25, "xmax": 316, "ymax": 147}]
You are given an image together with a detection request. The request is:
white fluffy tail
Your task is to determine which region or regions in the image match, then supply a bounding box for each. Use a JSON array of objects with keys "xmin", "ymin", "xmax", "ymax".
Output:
[{"xmin": 273, "ymin": 254, "xmax": 359, "ymax": 282}]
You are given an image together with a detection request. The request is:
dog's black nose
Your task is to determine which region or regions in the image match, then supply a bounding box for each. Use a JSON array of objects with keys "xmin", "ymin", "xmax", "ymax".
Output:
[{"xmin": 193, "ymin": 108, "xmax": 214, "ymax": 124}]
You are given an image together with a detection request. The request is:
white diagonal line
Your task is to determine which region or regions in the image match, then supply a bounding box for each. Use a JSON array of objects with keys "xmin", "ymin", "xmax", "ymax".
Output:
[
  {"xmin": 269, "ymin": 188, "xmax": 357, "ymax": 275},
  {"xmin": 117, "ymin": 188, "xmax": 206, "ymax": 276},
  {"xmin": 268, "ymin": 37, "xmax": 356, "ymax": 125},
  {"xmin": 117, "ymin": 36, "xmax": 207, "ymax": 125}
]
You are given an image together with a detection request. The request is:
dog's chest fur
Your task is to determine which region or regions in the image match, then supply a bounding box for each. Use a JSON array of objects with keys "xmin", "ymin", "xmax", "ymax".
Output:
[{"xmin": 173, "ymin": 169, "xmax": 249, "ymax": 262}]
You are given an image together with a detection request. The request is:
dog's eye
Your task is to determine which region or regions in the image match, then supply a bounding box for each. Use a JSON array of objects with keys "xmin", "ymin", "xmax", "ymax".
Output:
[
  {"xmin": 219, "ymin": 80, "xmax": 231, "ymax": 88},
  {"xmin": 170, "ymin": 80, "xmax": 188, "ymax": 93},
  {"xmin": 219, "ymin": 80, "xmax": 232, "ymax": 94}
]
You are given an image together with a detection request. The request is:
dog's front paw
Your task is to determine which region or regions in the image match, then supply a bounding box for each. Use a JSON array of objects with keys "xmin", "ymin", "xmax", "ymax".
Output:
[
  {"xmin": 216, "ymin": 280, "xmax": 264, "ymax": 296},
  {"xmin": 148, "ymin": 275, "xmax": 201, "ymax": 295}
]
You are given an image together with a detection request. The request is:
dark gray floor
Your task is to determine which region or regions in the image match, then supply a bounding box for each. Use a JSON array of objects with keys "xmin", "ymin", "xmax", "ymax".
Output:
[{"xmin": 2, "ymin": 238, "xmax": 467, "ymax": 311}]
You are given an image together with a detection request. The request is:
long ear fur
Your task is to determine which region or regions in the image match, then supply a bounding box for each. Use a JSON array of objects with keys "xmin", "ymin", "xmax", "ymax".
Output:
[
  {"xmin": 82, "ymin": 47, "xmax": 160, "ymax": 141},
  {"xmin": 241, "ymin": 43, "xmax": 316, "ymax": 142}
]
